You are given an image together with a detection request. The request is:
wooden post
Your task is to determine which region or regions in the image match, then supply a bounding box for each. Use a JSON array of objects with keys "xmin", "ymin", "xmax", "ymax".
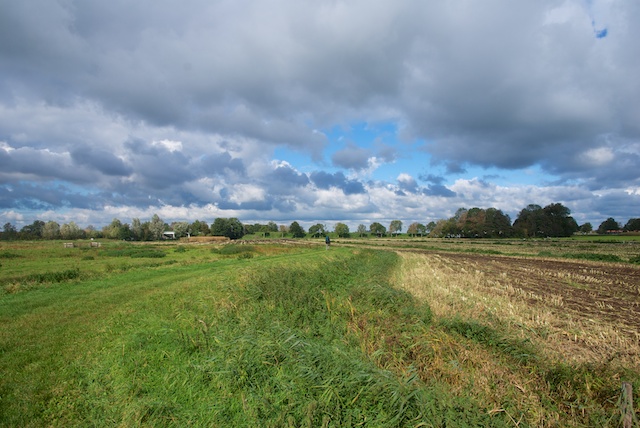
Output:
[{"xmin": 622, "ymin": 382, "xmax": 634, "ymax": 428}]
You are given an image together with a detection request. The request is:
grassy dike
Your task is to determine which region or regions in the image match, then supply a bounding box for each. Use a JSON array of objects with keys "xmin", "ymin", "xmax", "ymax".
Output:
[
  {"xmin": 1, "ymin": 245, "xmax": 493, "ymax": 427},
  {"xmin": 3, "ymin": 241, "xmax": 637, "ymax": 426}
]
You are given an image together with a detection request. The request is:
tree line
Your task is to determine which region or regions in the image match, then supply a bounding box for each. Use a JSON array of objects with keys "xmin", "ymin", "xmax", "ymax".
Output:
[{"xmin": 1, "ymin": 202, "xmax": 639, "ymax": 241}]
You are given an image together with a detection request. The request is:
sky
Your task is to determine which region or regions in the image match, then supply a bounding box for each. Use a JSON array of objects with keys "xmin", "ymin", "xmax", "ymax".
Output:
[{"xmin": 1, "ymin": 0, "xmax": 639, "ymax": 231}]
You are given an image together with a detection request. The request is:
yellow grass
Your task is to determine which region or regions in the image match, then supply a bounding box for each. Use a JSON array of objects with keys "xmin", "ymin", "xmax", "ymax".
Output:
[{"xmin": 396, "ymin": 252, "xmax": 640, "ymax": 367}]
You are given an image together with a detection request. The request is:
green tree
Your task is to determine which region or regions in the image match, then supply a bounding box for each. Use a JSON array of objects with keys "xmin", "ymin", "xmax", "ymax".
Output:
[
  {"xmin": 334, "ymin": 222, "xmax": 350, "ymax": 238},
  {"xmin": 357, "ymin": 224, "xmax": 367, "ymax": 237},
  {"xmin": 20, "ymin": 220, "xmax": 45, "ymax": 239},
  {"xmin": 42, "ymin": 221, "xmax": 61, "ymax": 240},
  {"xmin": 407, "ymin": 222, "xmax": 426, "ymax": 237},
  {"xmin": 149, "ymin": 214, "xmax": 165, "ymax": 240},
  {"xmin": 542, "ymin": 203, "xmax": 578, "ymax": 237},
  {"xmin": 579, "ymin": 222, "xmax": 593, "ymax": 234},
  {"xmin": 172, "ymin": 221, "xmax": 190, "ymax": 238},
  {"xmin": 60, "ymin": 222, "xmax": 82, "ymax": 240},
  {"xmin": 623, "ymin": 218, "xmax": 640, "ymax": 232},
  {"xmin": 597, "ymin": 217, "xmax": 620, "ymax": 234},
  {"xmin": 211, "ymin": 218, "xmax": 245, "ymax": 239},
  {"xmin": 131, "ymin": 218, "xmax": 143, "ymax": 241},
  {"xmin": 484, "ymin": 208, "xmax": 513, "ymax": 238},
  {"xmin": 197, "ymin": 220, "xmax": 211, "ymax": 236},
  {"xmin": 2, "ymin": 223, "xmax": 17, "ymax": 240},
  {"xmin": 308, "ymin": 223, "xmax": 326, "ymax": 238},
  {"xmin": 369, "ymin": 222, "xmax": 386, "ymax": 237},
  {"xmin": 389, "ymin": 220, "xmax": 403, "ymax": 237},
  {"xmin": 84, "ymin": 225, "xmax": 101, "ymax": 239},
  {"xmin": 103, "ymin": 218, "xmax": 125, "ymax": 240},
  {"xmin": 289, "ymin": 221, "xmax": 306, "ymax": 238},
  {"xmin": 513, "ymin": 204, "xmax": 543, "ymax": 238}
]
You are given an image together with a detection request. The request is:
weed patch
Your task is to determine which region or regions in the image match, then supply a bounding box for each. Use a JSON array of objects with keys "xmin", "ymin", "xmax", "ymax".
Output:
[
  {"xmin": 439, "ymin": 317, "xmax": 538, "ymax": 365},
  {"xmin": 101, "ymin": 248, "xmax": 166, "ymax": 258},
  {"xmin": 0, "ymin": 251, "xmax": 22, "ymax": 259},
  {"xmin": 212, "ymin": 244, "xmax": 256, "ymax": 256}
]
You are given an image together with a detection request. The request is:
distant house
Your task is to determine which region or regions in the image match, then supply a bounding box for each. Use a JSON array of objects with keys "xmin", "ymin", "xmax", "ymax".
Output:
[{"xmin": 162, "ymin": 231, "xmax": 176, "ymax": 239}]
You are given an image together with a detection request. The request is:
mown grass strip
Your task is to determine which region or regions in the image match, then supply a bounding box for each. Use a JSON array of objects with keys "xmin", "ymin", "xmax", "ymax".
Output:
[{"xmin": 0, "ymin": 247, "xmax": 510, "ymax": 427}]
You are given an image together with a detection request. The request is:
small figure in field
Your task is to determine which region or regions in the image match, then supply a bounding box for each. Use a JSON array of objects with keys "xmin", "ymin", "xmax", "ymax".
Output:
[{"xmin": 325, "ymin": 235, "xmax": 331, "ymax": 250}]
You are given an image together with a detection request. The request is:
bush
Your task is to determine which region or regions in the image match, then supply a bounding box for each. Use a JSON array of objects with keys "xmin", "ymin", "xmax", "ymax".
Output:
[
  {"xmin": 213, "ymin": 245, "xmax": 255, "ymax": 256},
  {"xmin": 26, "ymin": 268, "xmax": 81, "ymax": 284},
  {"xmin": 0, "ymin": 251, "xmax": 21, "ymax": 259}
]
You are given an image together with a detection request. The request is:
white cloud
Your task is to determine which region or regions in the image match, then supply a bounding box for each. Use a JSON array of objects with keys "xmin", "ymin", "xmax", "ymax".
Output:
[{"xmin": 580, "ymin": 147, "xmax": 615, "ymax": 166}]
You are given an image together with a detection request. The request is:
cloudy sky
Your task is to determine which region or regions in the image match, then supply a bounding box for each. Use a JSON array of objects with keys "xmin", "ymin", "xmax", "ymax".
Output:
[{"xmin": 1, "ymin": 0, "xmax": 639, "ymax": 231}]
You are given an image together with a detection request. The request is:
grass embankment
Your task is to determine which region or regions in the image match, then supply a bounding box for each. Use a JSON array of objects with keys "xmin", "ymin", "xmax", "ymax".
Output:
[
  {"xmin": 1, "ymin": 241, "xmax": 638, "ymax": 426},
  {"xmin": 1, "ymin": 244, "xmax": 474, "ymax": 426}
]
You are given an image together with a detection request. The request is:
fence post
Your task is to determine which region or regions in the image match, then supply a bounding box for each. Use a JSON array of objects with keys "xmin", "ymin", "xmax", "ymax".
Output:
[{"xmin": 622, "ymin": 382, "xmax": 634, "ymax": 428}]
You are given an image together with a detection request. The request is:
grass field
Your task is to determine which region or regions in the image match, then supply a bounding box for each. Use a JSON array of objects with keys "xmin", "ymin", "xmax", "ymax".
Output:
[{"xmin": 1, "ymin": 238, "xmax": 639, "ymax": 426}]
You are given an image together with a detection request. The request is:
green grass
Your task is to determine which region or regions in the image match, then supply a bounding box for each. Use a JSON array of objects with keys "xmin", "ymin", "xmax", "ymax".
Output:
[
  {"xmin": 1, "ymin": 244, "xmax": 494, "ymax": 427},
  {"xmin": 1, "ymin": 240, "xmax": 637, "ymax": 426}
]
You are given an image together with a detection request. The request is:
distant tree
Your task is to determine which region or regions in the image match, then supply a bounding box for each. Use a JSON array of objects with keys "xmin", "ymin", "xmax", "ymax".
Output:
[
  {"xmin": 2, "ymin": 223, "xmax": 17, "ymax": 240},
  {"xmin": 118, "ymin": 223, "xmax": 132, "ymax": 240},
  {"xmin": 60, "ymin": 222, "xmax": 82, "ymax": 240},
  {"xmin": 428, "ymin": 219, "xmax": 448, "ymax": 238},
  {"xmin": 131, "ymin": 218, "xmax": 143, "ymax": 240},
  {"xmin": 334, "ymin": 222, "xmax": 350, "ymax": 238},
  {"xmin": 103, "ymin": 218, "xmax": 124, "ymax": 240},
  {"xmin": 20, "ymin": 220, "xmax": 45, "ymax": 239},
  {"xmin": 513, "ymin": 203, "xmax": 577, "ymax": 237},
  {"xmin": 458, "ymin": 208, "xmax": 484, "ymax": 237},
  {"xmin": 42, "ymin": 221, "xmax": 61, "ymax": 240},
  {"xmin": 85, "ymin": 225, "xmax": 101, "ymax": 239},
  {"xmin": 149, "ymin": 214, "xmax": 165, "ymax": 240},
  {"xmin": 279, "ymin": 225, "xmax": 288, "ymax": 237},
  {"xmin": 389, "ymin": 220, "xmax": 403, "ymax": 237},
  {"xmin": 597, "ymin": 217, "xmax": 620, "ymax": 234},
  {"xmin": 623, "ymin": 218, "xmax": 640, "ymax": 232},
  {"xmin": 407, "ymin": 222, "xmax": 428, "ymax": 237},
  {"xmin": 357, "ymin": 224, "xmax": 367, "ymax": 237},
  {"xmin": 370, "ymin": 222, "xmax": 386, "ymax": 237},
  {"xmin": 289, "ymin": 221, "xmax": 306, "ymax": 238},
  {"xmin": 140, "ymin": 221, "xmax": 152, "ymax": 241},
  {"xmin": 542, "ymin": 203, "xmax": 578, "ymax": 237},
  {"xmin": 513, "ymin": 204, "xmax": 543, "ymax": 238},
  {"xmin": 579, "ymin": 222, "xmax": 593, "ymax": 234},
  {"xmin": 211, "ymin": 217, "xmax": 245, "ymax": 239},
  {"xmin": 308, "ymin": 223, "xmax": 326, "ymax": 238},
  {"xmin": 172, "ymin": 221, "xmax": 190, "ymax": 238},
  {"xmin": 258, "ymin": 224, "xmax": 272, "ymax": 237},
  {"xmin": 267, "ymin": 221, "xmax": 278, "ymax": 232},
  {"xmin": 484, "ymin": 208, "xmax": 513, "ymax": 237},
  {"xmin": 188, "ymin": 220, "xmax": 210, "ymax": 236},
  {"xmin": 425, "ymin": 221, "xmax": 437, "ymax": 235}
]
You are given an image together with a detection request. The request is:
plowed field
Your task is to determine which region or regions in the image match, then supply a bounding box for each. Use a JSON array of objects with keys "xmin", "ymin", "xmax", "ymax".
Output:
[{"xmin": 422, "ymin": 252, "xmax": 640, "ymax": 332}]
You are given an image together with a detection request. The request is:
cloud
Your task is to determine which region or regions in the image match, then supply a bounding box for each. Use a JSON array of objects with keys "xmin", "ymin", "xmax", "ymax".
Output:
[
  {"xmin": 0, "ymin": 0, "xmax": 638, "ymax": 229},
  {"xmin": 310, "ymin": 171, "xmax": 366, "ymax": 195},
  {"xmin": 331, "ymin": 144, "xmax": 372, "ymax": 170}
]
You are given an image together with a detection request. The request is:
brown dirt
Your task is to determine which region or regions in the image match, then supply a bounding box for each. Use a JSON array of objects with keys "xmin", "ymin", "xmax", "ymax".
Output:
[{"xmin": 405, "ymin": 250, "xmax": 640, "ymax": 333}]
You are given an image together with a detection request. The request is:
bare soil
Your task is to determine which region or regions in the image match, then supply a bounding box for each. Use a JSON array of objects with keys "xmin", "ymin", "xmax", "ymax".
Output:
[{"xmin": 406, "ymin": 250, "xmax": 640, "ymax": 333}]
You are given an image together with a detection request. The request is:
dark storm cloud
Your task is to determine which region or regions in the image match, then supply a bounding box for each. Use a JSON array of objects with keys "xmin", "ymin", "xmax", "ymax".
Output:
[
  {"xmin": 269, "ymin": 164, "xmax": 310, "ymax": 188},
  {"xmin": 71, "ymin": 146, "xmax": 132, "ymax": 177},
  {"xmin": 199, "ymin": 152, "xmax": 246, "ymax": 177},
  {"xmin": 310, "ymin": 171, "xmax": 365, "ymax": 195},
  {"xmin": 123, "ymin": 139, "xmax": 195, "ymax": 189}
]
